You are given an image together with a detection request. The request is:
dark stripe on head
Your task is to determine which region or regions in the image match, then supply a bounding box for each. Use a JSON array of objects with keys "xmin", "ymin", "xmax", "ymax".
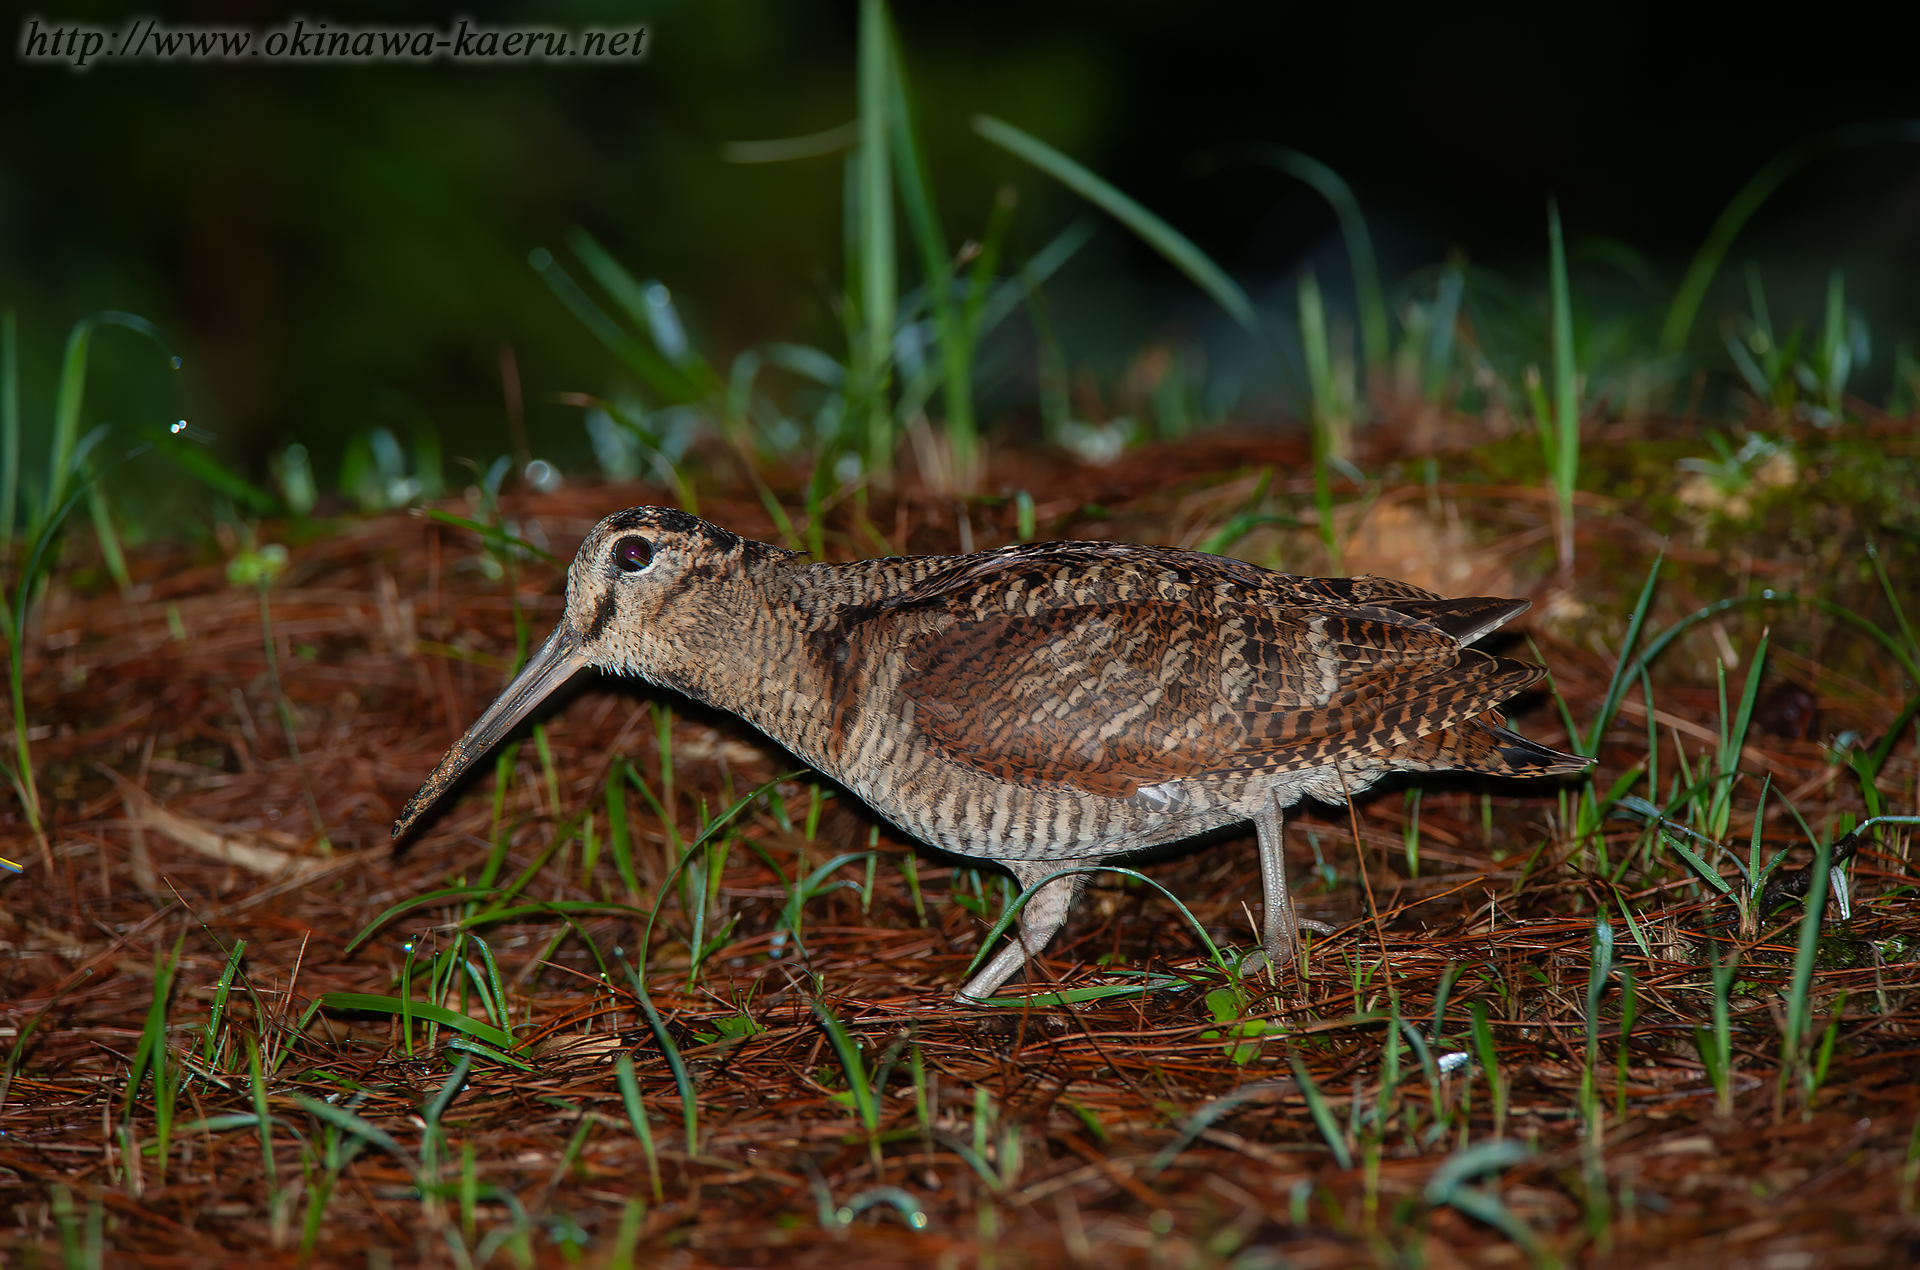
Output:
[
  {"xmin": 581, "ymin": 589, "xmax": 619, "ymax": 644},
  {"xmin": 604, "ymin": 505, "xmax": 742, "ymax": 552}
]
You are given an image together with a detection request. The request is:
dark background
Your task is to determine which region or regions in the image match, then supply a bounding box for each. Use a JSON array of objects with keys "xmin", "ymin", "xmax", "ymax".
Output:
[{"xmin": 4, "ymin": 0, "xmax": 1917, "ymax": 515}]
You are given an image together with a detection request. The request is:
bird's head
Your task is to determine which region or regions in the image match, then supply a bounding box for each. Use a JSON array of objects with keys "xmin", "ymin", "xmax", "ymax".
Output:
[{"xmin": 391, "ymin": 505, "xmax": 768, "ymax": 839}]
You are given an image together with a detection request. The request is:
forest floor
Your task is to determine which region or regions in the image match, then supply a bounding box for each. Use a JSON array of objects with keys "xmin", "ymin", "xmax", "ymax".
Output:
[{"xmin": 3, "ymin": 413, "xmax": 1918, "ymax": 1268}]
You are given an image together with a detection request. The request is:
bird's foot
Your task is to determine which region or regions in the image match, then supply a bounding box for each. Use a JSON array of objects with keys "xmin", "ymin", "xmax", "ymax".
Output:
[{"xmin": 1238, "ymin": 918, "xmax": 1337, "ymax": 979}]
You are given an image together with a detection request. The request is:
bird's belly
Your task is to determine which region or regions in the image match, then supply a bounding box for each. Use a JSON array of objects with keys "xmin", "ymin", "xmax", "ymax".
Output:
[
  {"xmin": 747, "ymin": 674, "xmax": 1378, "ymax": 863},
  {"xmin": 824, "ymin": 720, "xmax": 1313, "ymax": 863}
]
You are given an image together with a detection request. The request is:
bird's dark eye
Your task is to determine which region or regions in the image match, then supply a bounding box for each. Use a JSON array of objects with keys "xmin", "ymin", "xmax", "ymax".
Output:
[{"xmin": 613, "ymin": 535, "xmax": 653, "ymax": 573}]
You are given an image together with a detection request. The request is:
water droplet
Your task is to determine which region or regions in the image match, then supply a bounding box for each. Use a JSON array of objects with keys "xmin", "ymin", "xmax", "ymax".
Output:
[
  {"xmin": 524, "ymin": 459, "xmax": 562, "ymax": 494},
  {"xmin": 171, "ymin": 420, "xmax": 187, "ymax": 434},
  {"xmin": 169, "ymin": 356, "xmax": 182, "ymax": 370}
]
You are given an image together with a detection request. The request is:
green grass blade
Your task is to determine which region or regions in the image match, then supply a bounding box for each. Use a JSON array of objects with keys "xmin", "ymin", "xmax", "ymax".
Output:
[
  {"xmin": 202, "ymin": 939, "xmax": 247, "ymax": 1066},
  {"xmin": 1724, "ymin": 630, "xmax": 1768, "ymax": 782},
  {"xmin": 1781, "ymin": 832, "xmax": 1835, "ymax": 1070},
  {"xmin": 123, "ymin": 934, "xmax": 183, "ymax": 1120},
  {"xmin": 1585, "ymin": 919, "xmax": 1614, "ymax": 1071},
  {"xmin": 1581, "ymin": 555, "xmax": 1664, "ymax": 757},
  {"xmin": 1868, "ymin": 539, "xmax": 1917, "ymax": 655},
  {"xmin": 84, "ymin": 477, "xmax": 132, "ymax": 598},
  {"xmin": 884, "ymin": 25, "xmax": 976, "ymax": 477},
  {"xmin": 1654, "ymin": 824, "xmax": 1734, "ymax": 895},
  {"xmin": 246, "ymin": 1035, "xmax": 277, "ymax": 1192},
  {"xmin": 442, "ymin": 1036, "xmax": 532, "ymax": 1070},
  {"xmin": 345, "ymin": 888, "xmax": 495, "ymax": 955},
  {"xmin": 1, "ymin": 308, "xmax": 17, "ymax": 546},
  {"xmin": 1471, "ymin": 1001, "xmax": 1507, "ymax": 1138},
  {"xmin": 1546, "ymin": 199, "xmax": 1579, "ymax": 571},
  {"xmin": 1298, "ymin": 268, "xmax": 1343, "ymax": 571},
  {"xmin": 857, "ymin": 0, "xmax": 896, "ymax": 476},
  {"xmin": 530, "ymin": 249, "xmax": 697, "ymax": 403},
  {"xmin": 48, "ymin": 311, "xmax": 169, "ymax": 519},
  {"xmin": 1288, "ymin": 1053, "xmax": 1353, "ymax": 1170},
  {"xmin": 420, "ymin": 508, "xmax": 557, "ymax": 564},
  {"xmin": 963, "ymin": 187, "xmax": 1019, "ymax": 341},
  {"xmin": 721, "ymin": 120, "xmax": 860, "ymax": 164},
  {"xmin": 1227, "ymin": 145, "xmax": 1388, "ymax": 372},
  {"xmin": 469, "ymin": 935, "xmax": 508, "ymax": 1038},
  {"xmin": 1747, "ymin": 775, "xmax": 1772, "ymax": 902},
  {"xmin": 566, "ymin": 229, "xmax": 719, "ymax": 391},
  {"xmin": 1612, "ymin": 888, "xmax": 1653, "ymax": 961},
  {"xmin": 973, "ymin": 114, "xmax": 1263, "ymax": 345},
  {"xmin": 1618, "ymin": 593, "xmax": 1919, "ymax": 723},
  {"xmin": 315, "ymin": 993, "xmax": 514, "ymax": 1051},
  {"xmin": 614, "ymin": 1053, "xmax": 664, "ymax": 1201},
  {"xmin": 139, "ymin": 425, "xmax": 280, "ymax": 514},
  {"xmin": 607, "ymin": 758, "xmax": 642, "ymax": 897},
  {"xmin": 627, "ymin": 774, "xmax": 793, "ymax": 991},
  {"xmin": 628, "ymin": 978, "xmax": 699, "ymax": 1155},
  {"xmin": 1431, "ymin": 961, "xmax": 1463, "ymax": 1044},
  {"xmin": 961, "ymin": 864, "xmax": 1229, "ymax": 992},
  {"xmin": 1660, "ymin": 121, "xmax": 1920, "ymax": 355},
  {"xmin": 812, "ymin": 1000, "xmax": 880, "ymax": 1134},
  {"xmin": 8, "ymin": 477, "xmax": 96, "ymax": 836},
  {"xmin": 1425, "ymin": 1141, "xmax": 1552, "ymax": 1268},
  {"xmin": 292, "ymin": 1093, "xmax": 409, "ymax": 1168},
  {"xmin": 423, "ymin": 1052, "xmax": 474, "ymax": 1128}
]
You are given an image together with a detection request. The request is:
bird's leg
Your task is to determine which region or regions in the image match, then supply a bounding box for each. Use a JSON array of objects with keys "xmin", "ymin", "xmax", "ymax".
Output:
[
  {"xmin": 1243, "ymin": 795, "xmax": 1334, "ymax": 977},
  {"xmin": 954, "ymin": 864, "xmax": 1086, "ymax": 1004}
]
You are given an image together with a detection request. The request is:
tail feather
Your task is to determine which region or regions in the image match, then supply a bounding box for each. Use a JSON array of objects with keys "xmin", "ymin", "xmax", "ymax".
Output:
[
  {"xmin": 1372, "ymin": 717, "xmax": 1588, "ymax": 779},
  {"xmin": 1377, "ymin": 596, "xmax": 1533, "ymax": 646}
]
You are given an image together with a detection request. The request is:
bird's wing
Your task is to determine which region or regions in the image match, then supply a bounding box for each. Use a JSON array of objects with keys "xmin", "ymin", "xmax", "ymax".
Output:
[{"xmin": 865, "ymin": 546, "xmax": 1542, "ymax": 797}]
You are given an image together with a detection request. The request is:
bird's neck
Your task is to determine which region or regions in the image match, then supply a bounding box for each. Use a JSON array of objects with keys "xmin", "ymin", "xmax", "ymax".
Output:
[{"xmin": 643, "ymin": 552, "xmax": 931, "ymax": 762}]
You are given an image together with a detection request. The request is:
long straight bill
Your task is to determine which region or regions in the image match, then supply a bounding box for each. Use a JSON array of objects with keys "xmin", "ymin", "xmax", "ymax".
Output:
[{"xmin": 392, "ymin": 622, "xmax": 590, "ymax": 838}]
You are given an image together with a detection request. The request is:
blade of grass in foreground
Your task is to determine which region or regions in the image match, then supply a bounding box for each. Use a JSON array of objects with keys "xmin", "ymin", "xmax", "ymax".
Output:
[
  {"xmin": 812, "ymin": 1000, "xmax": 880, "ymax": 1135},
  {"xmin": 615, "ymin": 1054, "xmax": 665, "ymax": 1201},
  {"xmin": 616, "ymin": 956, "xmax": 700, "ymax": 1156},
  {"xmin": 1426, "ymin": 1141, "xmax": 1555, "ymax": 1269},
  {"xmin": 1288, "ymin": 1052, "xmax": 1353, "ymax": 1170},
  {"xmin": 1781, "ymin": 831, "xmax": 1834, "ymax": 1088}
]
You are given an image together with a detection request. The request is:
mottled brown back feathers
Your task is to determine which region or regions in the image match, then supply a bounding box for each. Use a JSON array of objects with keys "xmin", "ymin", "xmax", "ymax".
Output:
[{"xmin": 812, "ymin": 542, "xmax": 1575, "ymax": 800}]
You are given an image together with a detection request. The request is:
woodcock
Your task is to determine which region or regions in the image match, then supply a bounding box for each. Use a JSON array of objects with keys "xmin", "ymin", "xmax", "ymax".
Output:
[{"xmin": 394, "ymin": 506, "xmax": 1589, "ymax": 1002}]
